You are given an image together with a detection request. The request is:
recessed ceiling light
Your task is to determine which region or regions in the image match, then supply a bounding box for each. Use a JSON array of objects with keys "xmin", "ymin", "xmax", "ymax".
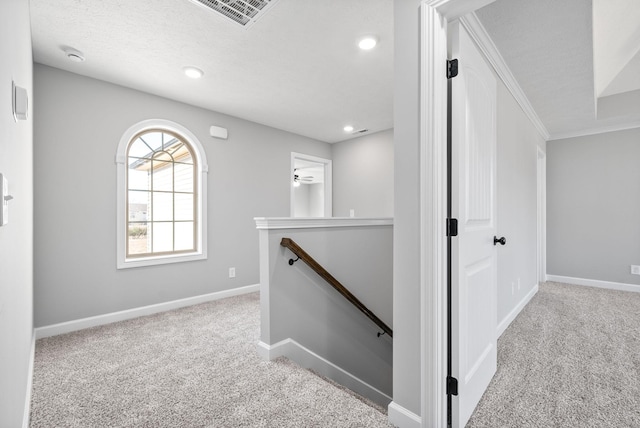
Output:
[
  {"xmin": 358, "ymin": 36, "xmax": 378, "ymax": 50},
  {"xmin": 63, "ymin": 47, "xmax": 85, "ymax": 62},
  {"xmin": 343, "ymin": 125, "xmax": 354, "ymax": 132},
  {"xmin": 183, "ymin": 66, "xmax": 204, "ymax": 79}
]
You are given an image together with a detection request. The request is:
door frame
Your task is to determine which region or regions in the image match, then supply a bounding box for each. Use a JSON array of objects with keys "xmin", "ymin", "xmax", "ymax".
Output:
[
  {"xmin": 419, "ymin": 1, "xmax": 497, "ymax": 426},
  {"xmin": 290, "ymin": 152, "xmax": 333, "ymax": 217},
  {"xmin": 537, "ymin": 147, "xmax": 547, "ymax": 283}
]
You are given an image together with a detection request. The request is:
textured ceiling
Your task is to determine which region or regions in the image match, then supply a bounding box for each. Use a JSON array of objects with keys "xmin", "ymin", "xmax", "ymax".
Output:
[
  {"xmin": 476, "ymin": 0, "xmax": 640, "ymax": 139},
  {"xmin": 30, "ymin": 0, "xmax": 640, "ymax": 144},
  {"xmin": 592, "ymin": 0, "xmax": 640, "ymax": 98},
  {"xmin": 29, "ymin": 0, "xmax": 393, "ymax": 144}
]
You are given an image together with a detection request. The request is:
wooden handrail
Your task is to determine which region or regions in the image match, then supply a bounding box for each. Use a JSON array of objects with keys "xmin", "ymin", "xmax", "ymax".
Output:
[{"xmin": 280, "ymin": 237, "xmax": 393, "ymax": 338}]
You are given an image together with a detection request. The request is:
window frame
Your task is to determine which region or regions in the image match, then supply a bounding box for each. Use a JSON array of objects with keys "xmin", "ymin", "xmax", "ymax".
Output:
[{"xmin": 116, "ymin": 119, "xmax": 208, "ymax": 269}]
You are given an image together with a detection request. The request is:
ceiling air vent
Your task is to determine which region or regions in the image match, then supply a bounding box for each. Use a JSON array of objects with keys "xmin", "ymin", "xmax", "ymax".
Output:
[
  {"xmin": 352, "ymin": 128, "xmax": 369, "ymax": 135},
  {"xmin": 189, "ymin": 0, "xmax": 281, "ymax": 29}
]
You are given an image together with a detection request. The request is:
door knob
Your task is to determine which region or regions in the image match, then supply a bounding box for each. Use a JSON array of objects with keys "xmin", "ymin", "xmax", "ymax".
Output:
[{"xmin": 493, "ymin": 236, "xmax": 506, "ymax": 246}]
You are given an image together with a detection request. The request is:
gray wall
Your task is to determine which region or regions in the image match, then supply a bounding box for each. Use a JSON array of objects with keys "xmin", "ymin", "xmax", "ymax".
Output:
[
  {"xmin": 0, "ymin": 0, "xmax": 34, "ymax": 425},
  {"xmin": 547, "ymin": 128, "xmax": 640, "ymax": 285},
  {"xmin": 259, "ymin": 224, "xmax": 393, "ymax": 403},
  {"xmin": 393, "ymin": 0, "xmax": 423, "ymax": 416},
  {"xmin": 496, "ymin": 82, "xmax": 545, "ymax": 325},
  {"xmin": 34, "ymin": 65, "xmax": 331, "ymax": 327},
  {"xmin": 332, "ymin": 129, "xmax": 394, "ymax": 217}
]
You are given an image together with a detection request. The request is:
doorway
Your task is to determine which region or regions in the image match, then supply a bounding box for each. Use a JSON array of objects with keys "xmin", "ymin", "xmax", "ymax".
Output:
[
  {"xmin": 448, "ymin": 20, "xmax": 498, "ymax": 428},
  {"xmin": 537, "ymin": 147, "xmax": 547, "ymax": 284},
  {"xmin": 290, "ymin": 152, "xmax": 332, "ymax": 217}
]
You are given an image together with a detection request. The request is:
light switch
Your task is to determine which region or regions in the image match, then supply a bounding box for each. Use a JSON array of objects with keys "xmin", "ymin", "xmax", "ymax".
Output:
[
  {"xmin": 12, "ymin": 81, "xmax": 28, "ymax": 121},
  {"xmin": 1, "ymin": 174, "xmax": 13, "ymax": 226}
]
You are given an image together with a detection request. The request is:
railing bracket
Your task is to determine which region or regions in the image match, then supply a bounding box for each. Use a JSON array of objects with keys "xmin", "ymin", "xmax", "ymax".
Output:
[
  {"xmin": 377, "ymin": 331, "xmax": 386, "ymax": 338},
  {"xmin": 288, "ymin": 256, "xmax": 300, "ymax": 265},
  {"xmin": 280, "ymin": 237, "xmax": 393, "ymax": 338}
]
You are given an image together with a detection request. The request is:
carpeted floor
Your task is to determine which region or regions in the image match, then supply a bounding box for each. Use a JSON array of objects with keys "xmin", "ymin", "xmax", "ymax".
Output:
[
  {"xmin": 33, "ymin": 282, "xmax": 639, "ymax": 427},
  {"xmin": 467, "ymin": 281, "xmax": 640, "ymax": 427},
  {"xmin": 29, "ymin": 293, "xmax": 393, "ymax": 427}
]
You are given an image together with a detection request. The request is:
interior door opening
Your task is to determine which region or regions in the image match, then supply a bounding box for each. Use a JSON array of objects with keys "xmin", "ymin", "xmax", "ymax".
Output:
[
  {"xmin": 448, "ymin": 20, "xmax": 498, "ymax": 428},
  {"xmin": 537, "ymin": 147, "xmax": 546, "ymax": 284},
  {"xmin": 290, "ymin": 152, "xmax": 332, "ymax": 217}
]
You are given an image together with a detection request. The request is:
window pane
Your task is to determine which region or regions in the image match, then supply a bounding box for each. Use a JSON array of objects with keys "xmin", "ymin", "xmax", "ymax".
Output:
[
  {"xmin": 152, "ymin": 222, "xmax": 173, "ymax": 253},
  {"xmin": 128, "ymin": 194, "xmax": 150, "ymax": 222},
  {"xmin": 163, "ymin": 134, "xmax": 180, "ymax": 151},
  {"xmin": 174, "ymin": 163, "xmax": 194, "ymax": 192},
  {"xmin": 175, "ymin": 194, "xmax": 194, "ymax": 221},
  {"xmin": 128, "ymin": 223, "xmax": 149, "ymax": 255},
  {"xmin": 152, "ymin": 161, "xmax": 173, "ymax": 191},
  {"xmin": 129, "ymin": 190, "xmax": 150, "ymax": 206},
  {"xmin": 154, "ymin": 151, "xmax": 173, "ymax": 162},
  {"xmin": 166, "ymin": 141, "xmax": 183, "ymax": 156},
  {"xmin": 128, "ymin": 138, "xmax": 155, "ymax": 159},
  {"xmin": 128, "ymin": 163, "xmax": 151, "ymax": 190},
  {"xmin": 152, "ymin": 192, "xmax": 173, "ymax": 221},
  {"xmin": 175, "ymin": 222, "xmax": 194, "ymax": 251},
  {"xmin": 140, "ymin": 132, "xmax": 163, "ymax": 152},
  {"xmin": 173, "ymin": 145, "xmax": 193, "ymax": 164}
]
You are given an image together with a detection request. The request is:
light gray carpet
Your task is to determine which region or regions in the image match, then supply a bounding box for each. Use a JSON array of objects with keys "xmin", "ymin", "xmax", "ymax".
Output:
[
  {"xmin": 29, "ymin": 293, "xmax": 393, "ymax": 427},
  {"xmin": 467, "ymin": 281, "xmax": 640, "ymax": 427}
]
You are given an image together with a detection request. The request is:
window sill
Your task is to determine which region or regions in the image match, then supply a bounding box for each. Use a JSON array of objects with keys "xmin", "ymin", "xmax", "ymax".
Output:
[{"xmin": 117, "ymin": 252, "xmax": 206, "ymax": 269}]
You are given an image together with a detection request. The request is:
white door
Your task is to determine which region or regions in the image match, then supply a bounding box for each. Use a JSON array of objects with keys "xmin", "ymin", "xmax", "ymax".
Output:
[{"xmin": 449, "ymin": 21, "xmax": 498, "ymax": 428}]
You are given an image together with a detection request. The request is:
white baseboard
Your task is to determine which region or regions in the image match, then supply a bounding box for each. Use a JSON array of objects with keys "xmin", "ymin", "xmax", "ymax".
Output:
[
  {"xmin": 22, "ymin": 332, "xmax": 35, "ymax": 428},
  {"xmin": 387, "ymin": 401, "xmax": 422, "ymax": 428},
  {"xmin": 35, "ymin": 284, "xmax": 260, "ymax": 339},
  {"xmin": 546, "ymin": 275, "xmax": 640, "ymax": 294},
  {"xmin": 257, "ymin": 339, "xmax": 392, "ymax": 407},
  {"xmin": 497, "ymin": 283, "xmax": 539, "ymax": 337}
]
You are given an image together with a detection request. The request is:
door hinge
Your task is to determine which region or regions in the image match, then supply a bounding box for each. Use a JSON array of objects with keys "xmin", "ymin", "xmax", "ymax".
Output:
[
  {"xmin": 447, "ymin": 218, "xmax": 458, "ymax": 237},
  {"xmin": 447, "ymin": 59, "xmax": 458, "ymax": 79},
  {"xmin": 447, "ymin": 376, "xmax": 459, "ymax": 396}
]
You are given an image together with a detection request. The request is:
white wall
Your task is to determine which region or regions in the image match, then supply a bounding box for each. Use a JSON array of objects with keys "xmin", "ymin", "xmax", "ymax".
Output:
[
  {"xmin": 308, "ymin": 183, "xmax": 324, "ymax": 216},
  {"xmin": 393, "ymin": 0, "xmax": 423, "ymax": 417},
  {"xmin": 332, "ymin": 129, "xmax": 394, "ymax": 217},
  {"xmin": 293, "ymin": 183, "xmax": 324, "ymax": 217},
  {"xmin": 33, "ymin": 65, "xmax": 331, "ymax": 327},
  {"xmin": 547, "ymin": 128, "xmax": 640, "ymax": 285},
  {"xmin": 293, "ymin": 183, "xmax": 311, "ymax": 216},
  {"xmin": 0, "ymin": 0, "xmax": 34, "ymax": 425},
  {"xmin": 496, "ymin": 83, "xmax": 545, "ymax": 326}
]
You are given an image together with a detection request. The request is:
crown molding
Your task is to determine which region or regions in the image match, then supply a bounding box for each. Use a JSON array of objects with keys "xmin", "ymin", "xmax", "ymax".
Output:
[
  {"xmin": 547, "ymin": 120, "xmax": 640, "ymax": 141},
  {"xmin": 460, "ymin": 13, "xmax": 550, "ymax": 141}
]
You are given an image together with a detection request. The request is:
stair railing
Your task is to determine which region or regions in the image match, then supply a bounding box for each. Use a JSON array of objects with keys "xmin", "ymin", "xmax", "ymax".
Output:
[{"xmin": 280, "ymin": 237, "xmax": 393, "ymax": 338}]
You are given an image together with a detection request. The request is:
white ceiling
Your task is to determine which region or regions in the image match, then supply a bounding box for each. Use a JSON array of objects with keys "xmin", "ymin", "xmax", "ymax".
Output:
[
  {"xmin": 476, "ymin": 0, "xmax": 640, "ymax": 140},
  {"xmin": 29, "ymin": 0, "xmax": 394, "ymax": 144},
  {"xmin": 29, "ymin": 0, "xmax": 640, "ymax": 144},
  {"xmin": 592, "ymin": 0, "xmax": 640, "ymax": 98}
]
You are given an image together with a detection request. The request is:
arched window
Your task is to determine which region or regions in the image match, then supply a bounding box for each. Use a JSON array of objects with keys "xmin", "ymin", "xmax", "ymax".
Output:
[{"xmin": 116, "ymin": 120, "xmax": 208, "ymax": 268}]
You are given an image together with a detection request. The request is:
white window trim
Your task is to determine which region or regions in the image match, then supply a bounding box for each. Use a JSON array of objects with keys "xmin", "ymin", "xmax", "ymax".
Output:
[{"xmin": 115, "ymin": 119, "xmax": 208, "ymax": 269}]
